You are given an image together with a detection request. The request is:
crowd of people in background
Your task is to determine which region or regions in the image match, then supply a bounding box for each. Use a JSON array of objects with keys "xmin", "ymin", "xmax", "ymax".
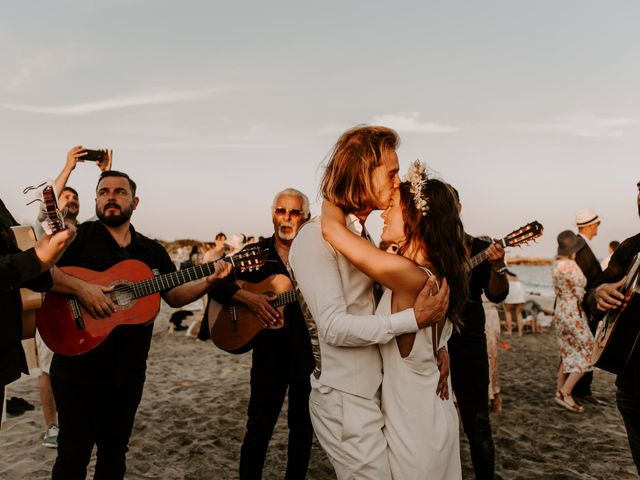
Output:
[{"xmin": 1, "ymin": 134, "xmax": 639, "ymax": 480}]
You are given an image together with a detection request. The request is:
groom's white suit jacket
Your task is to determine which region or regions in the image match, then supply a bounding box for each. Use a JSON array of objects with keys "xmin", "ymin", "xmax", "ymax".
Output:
[{"xmin": 289, "ymin": 216, "xmax": 417, "ymax": 399}]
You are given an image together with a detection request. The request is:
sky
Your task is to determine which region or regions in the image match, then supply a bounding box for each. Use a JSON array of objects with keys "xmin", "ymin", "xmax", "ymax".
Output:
[{"xmin": 1, "ymin": 0, "xmax": 639, "ymax": 259}]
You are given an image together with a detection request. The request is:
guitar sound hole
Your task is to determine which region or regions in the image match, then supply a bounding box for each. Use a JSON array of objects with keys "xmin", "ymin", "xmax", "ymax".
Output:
[{"xmin": 111, "ymin": 283, "xmax": 134, "ymax": 308}]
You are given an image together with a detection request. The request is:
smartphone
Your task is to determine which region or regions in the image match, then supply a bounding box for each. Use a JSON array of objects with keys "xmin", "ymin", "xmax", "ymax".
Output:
[{"xmin": 82, "ymin": 149, "xmax": 106, "ymax": 162}]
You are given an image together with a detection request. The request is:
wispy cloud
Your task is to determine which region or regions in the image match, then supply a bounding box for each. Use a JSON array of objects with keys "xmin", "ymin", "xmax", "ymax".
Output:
[
  {"xmin": 0, "ymin": 87, "xmax": 228, "ymax": 115},
  {"xmin": 319, "ymin": 113, "xmax": 460, "ymax": 136},
  {"xmin": 372, "ymin": 112, "xmax": 460, "ymax": 134},
  {"xmin": 518, "ymin": 111, "xmax": 638, "ymax": 138},
  {"xmin": 4, "ymin": 50, "xmax": 75, "ymax": 90}
]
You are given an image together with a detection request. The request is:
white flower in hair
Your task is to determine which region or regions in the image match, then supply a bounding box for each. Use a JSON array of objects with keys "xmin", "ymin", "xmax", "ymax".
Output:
[{"xmin": 404, "ymin": 160, "xmax": 429, "ymax": 216}]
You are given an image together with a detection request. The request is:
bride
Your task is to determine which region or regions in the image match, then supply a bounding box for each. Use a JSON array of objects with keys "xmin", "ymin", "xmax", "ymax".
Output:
[{"xmin": 321, "ymin": 161, "xmax": 466, "ymax": 479}]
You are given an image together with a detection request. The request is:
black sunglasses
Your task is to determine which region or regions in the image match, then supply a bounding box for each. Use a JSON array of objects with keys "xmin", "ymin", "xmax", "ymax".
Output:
[{"xmin": 274, "ymin": 207, "xmax": 303, "ymax": 219}]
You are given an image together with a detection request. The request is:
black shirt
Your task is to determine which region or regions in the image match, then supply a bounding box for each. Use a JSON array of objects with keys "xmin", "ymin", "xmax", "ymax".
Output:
[
  {"xmin": 210, "ymin": 236, "xmax": 314, "ymax": 381},
  {"xmin": 586, "ymin": 232, "xmax": 640, "ymax": 392},
  {"xmin": 50, "ymin": 221, "xmax": 176, "ymax": 386},
  {"xmin": 449, "ymin": 236, "xmax": 509, "ymax": 360},
  {"xmin": 0, "ymin": 199, "xmax": 52, "ymax": 386}
]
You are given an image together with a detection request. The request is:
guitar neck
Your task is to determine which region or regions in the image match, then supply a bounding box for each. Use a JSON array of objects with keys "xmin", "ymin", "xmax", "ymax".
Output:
[
  {"xmin": 130, "ymin": 258, "xmax": 232, "ymax": 299},
  {"xmin": 272, "ymin": 290, "xmax": 297, "ymax": 308},
  {"xmin": 469, "ymin": 238, "xmax": 506, "ymax": 269},
  {"xmin": 42, "ymin": 186, "xmax": 65, "ymax": 234}
]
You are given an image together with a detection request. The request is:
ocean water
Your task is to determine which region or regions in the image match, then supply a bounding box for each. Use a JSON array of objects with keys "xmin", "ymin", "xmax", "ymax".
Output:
[{"xmin": 509, "ymin": 264, "xmax": 554, "ymax": 298}]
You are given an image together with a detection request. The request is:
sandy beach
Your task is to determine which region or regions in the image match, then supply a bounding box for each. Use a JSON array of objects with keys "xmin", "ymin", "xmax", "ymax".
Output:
[{"xmin": 1, "ymin": 301, "xmax": 637, "ymax": 479}]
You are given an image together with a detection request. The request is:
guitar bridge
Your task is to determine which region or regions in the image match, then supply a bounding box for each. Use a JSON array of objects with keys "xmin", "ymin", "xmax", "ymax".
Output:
[{"xmin": 70, "ymin": 298, "xmax": 85, "ymax": 330}]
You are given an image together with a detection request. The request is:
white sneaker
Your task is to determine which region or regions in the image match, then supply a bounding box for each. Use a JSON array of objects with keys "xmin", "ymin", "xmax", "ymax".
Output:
[{"xmin": 42, "ymin": 424, "xmax": 59, "ymax": 448}]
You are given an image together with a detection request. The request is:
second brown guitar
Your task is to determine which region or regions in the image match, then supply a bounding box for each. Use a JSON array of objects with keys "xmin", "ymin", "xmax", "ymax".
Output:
[{"xmin": 209, "ymin": 274, "xmax": 297, "ymax": 354}]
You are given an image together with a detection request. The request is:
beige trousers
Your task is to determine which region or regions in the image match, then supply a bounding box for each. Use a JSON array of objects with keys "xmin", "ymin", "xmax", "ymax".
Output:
[{"xmin": 309, "ymin": 387, "xmax": 391, "ymax": 480}]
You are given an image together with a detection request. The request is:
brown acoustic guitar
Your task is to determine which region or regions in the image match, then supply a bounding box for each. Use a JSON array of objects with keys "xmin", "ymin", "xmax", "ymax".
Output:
[
  {"xmin": 11, "ymin": 184, "xmax": 66, "ymax": 339},
  {"xmin": 468, "ymin": 221, "xmax": 544, "ymax": 269},
  {"xmin": 592, "ymin": 252, "xmax": 640, "ymax": 374},
  {"xmin": 37, "ymin": 247, "xmax": 267, "ymax": 356},
  {"xmin": 208, "ymin": 274, "xmax": 298, "ymax": 354}
]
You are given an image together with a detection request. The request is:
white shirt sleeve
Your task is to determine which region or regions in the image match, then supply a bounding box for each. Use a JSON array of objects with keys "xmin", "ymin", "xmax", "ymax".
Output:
[{"xmin": 289, "ymin": 219, "xmax": 418, "ymax": 347}]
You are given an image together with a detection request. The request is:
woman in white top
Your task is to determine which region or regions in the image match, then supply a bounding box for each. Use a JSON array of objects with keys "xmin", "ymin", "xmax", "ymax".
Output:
[
  {"xmin": 322, "ymin": 161, "xmax": 467, "ymax": 479},
  {"xmin": 504, "ymin": 270, "xmax": 526, "ymax": 336}
]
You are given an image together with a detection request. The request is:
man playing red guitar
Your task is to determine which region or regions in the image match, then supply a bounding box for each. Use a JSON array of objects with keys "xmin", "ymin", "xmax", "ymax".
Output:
[
  {"xmin": 48, "ymin": 171, "xmax": 231, "ymax": 480},
  {"xmin": 208, "ymin": 188, "xmax": 315, "ymax": 480},
  {"xmin": 585, "ymin": 179, "xmax": 640, "ymax": 474}
]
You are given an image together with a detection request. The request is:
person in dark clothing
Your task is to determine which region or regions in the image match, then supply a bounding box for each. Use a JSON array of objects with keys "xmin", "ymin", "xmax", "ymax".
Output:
[
  {"xmin": 209, "ymin": 188, "xmax": 315, "ymax": 480},
  {"xmin": 573, "ymin": 208, "xmax": 603, "ymax": 403},
  {"xmin": 449, "ymin": 234, "xmax": 509, "ymax": 480},
  {"xmin": 447, "ymin": 188, "xmax": 509, "ymax": 480},
  {"xmin": 0, "ymin": 198, "xmax": 75, "ymax": 427},
  {"xmin": 585, "ymin": 179, "xmax": 640, "ymax": 473},
  {"xmin": 48, "ymin": 171, "xmax": 231, "ymax": 480}
]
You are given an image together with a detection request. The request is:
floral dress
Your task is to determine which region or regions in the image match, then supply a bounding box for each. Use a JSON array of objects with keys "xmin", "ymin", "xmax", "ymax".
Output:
[{"xmin": 552, "ymin": 258, "xmax": 595, "ymax": 374}]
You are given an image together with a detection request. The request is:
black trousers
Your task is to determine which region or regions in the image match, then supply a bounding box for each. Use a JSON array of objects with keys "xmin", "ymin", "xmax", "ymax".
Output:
[
  {"xmin": 51, "ymin": 376, "xmax": 144, "ymax": 480},
  {"xmin": 450, "ymin": 352, "xmax": 495, "ymax": 480},
  {"xmin": 617, "ymin": 387, "xmax": 640, "ymax": 474},
  {"xmin": 239, "ymin": 376, "xmax": 313, "ymax": 480},
  {"xmin": 0, "ymin": 385, "xmax": 4, "ymax": 429}
]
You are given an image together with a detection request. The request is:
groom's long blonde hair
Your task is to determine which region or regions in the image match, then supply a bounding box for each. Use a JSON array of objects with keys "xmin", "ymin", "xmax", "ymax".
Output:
[{"xmin": 321, "ymin": 125, "xmax": 399, "ymax": 214}]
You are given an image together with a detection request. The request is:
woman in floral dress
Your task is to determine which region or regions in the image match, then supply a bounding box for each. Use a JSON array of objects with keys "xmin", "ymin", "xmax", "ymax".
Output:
[{"xmin": 551, "ymin": 230, "xmax": 595, "ymax": 413}]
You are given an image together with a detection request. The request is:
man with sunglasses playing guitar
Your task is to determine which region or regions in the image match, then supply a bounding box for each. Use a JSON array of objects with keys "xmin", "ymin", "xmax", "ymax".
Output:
[
  {"xmin": 47, "ymin": 170, "xmax": 231, "ymax": 480},
  {"xmin": 585, "ymin": 179, "xmax": 640, "ymax": 474},
  {"xmin": 208, "ymin": 188, "xmax": 315, "ymax": 480},
  {"xmin": 0, "ymin": 198, "xmax": 76, "ymax": 428}
]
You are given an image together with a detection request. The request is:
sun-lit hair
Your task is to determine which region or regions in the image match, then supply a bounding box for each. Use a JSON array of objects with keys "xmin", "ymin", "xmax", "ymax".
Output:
[
  {"xmin": 272, "ymin": 188, "xmax": 311, "ymax": 219},
  {"xmin": 397, "ymin": 179, "xmax": 469, "ymax": 328},
  {"xmin": 321, "ymin": 125, "xmax": 399, "ymax": 214}
]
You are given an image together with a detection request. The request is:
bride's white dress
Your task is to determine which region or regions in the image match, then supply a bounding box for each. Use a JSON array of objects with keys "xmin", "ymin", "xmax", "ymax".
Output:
[{"xmin": 378, "ymin": 283, "xmax": 462, "ymax": 479}]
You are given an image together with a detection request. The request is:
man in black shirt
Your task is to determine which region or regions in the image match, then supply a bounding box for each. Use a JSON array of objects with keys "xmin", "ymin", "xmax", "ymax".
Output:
[
  {"xmin": 209, "ymin": 188, "xmax": 315, "ymax": 480},
  {"xmin": 448, "ymin": 185, "xmax": 509, "ymax": 480},
  {"xmin": 0, "ymin": 198, "xmax": 76, "ymax": 427},
  {"xmin": 573, "ymin": 208, "xmax": 603, "ymax": 403},
  {"xmin": 449, "ymin": 234, "xmax": 508, "ymax": 480},
  {"xmin": 585, "ymin": 179, "xmax": 640, "ymax": 473},
  {"xmin": 49, "ymin": 171, "xmax": 231, "ymax": 479}
]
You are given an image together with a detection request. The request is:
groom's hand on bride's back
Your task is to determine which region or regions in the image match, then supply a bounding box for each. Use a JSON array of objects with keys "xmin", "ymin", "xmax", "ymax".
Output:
[{"xmin": 414, "ymin": 276, "xmax": 449, "ymax": 328}]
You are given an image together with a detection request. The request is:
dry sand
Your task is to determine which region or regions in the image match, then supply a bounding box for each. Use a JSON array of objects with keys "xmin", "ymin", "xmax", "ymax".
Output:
[{"xmin": 1, "ymin": 302, "xmax": 637, "ymax": 479}]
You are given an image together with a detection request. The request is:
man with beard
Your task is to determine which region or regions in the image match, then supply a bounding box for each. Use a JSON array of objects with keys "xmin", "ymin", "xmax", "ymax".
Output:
[
  {"xmin": 48, "ymin": 170, "xmax": 231, "ymax": 480},
  {"xmin": 289, "ymin": 126, "xmax": 449, "ymax": 479},
  {"xmin": 585, "ymin": 179, "xmax": 640, "ymax": 474},
  {"xmin": 209, "ymin": 188, "xmax": 315, "ymax": 480}
]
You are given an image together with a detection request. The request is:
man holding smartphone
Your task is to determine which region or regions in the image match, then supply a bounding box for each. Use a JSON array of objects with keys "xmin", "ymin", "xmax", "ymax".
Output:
[{"xmin": 34, "ymin": 145, "xmax": 112, "ymax": 449}]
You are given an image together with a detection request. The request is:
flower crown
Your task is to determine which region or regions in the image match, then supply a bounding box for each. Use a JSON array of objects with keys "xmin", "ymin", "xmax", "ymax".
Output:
[{"xmin": 403, "ymin": 160, "xmax": 429, "ymax": 216}]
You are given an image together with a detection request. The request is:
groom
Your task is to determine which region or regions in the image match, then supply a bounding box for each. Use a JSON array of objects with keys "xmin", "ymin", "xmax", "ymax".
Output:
[{"xmin": 289, "ymin": 125, "xmax": 450, "ymax": 479}]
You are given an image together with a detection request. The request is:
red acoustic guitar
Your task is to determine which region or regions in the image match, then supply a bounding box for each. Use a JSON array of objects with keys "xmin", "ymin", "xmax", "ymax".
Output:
[
  {"xmin": 37, "ymin": 247, "xmax": 267, "ymax": 356},
  {"xmin": 208, "ymin": 274, "xmax": 297, "ymax": 354}
]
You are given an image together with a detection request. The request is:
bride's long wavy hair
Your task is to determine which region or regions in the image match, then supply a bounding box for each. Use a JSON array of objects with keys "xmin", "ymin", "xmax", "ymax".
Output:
[{"xmin": 397, "ymin": 179, "xmax": 469, "ymax": 328}]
